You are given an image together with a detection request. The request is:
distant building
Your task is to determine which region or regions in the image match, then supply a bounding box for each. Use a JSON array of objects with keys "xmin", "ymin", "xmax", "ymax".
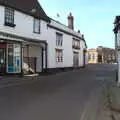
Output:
[
  {"xmin": 88, "ymin": 46, "xmax": 115, "ymax": 64},
  {"xmin": 88, "ymin": 49, "xmax": 98, "ymax": 63}
]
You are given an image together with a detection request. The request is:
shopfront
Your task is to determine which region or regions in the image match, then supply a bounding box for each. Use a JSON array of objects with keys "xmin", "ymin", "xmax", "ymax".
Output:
[{"xmin": 0, "ymin": 42, "xmax": 21, "ymax": 74}]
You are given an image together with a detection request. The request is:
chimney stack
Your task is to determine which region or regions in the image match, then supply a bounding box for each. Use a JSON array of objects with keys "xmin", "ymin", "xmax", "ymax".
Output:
[{"xmin": 68, "ymin": 12, "xmax": 74, "ymax": 30}]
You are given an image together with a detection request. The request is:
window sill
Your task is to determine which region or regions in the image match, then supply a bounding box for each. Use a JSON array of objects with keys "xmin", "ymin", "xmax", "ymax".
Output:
[
  {"xmin": 4, "ymin": 22, "xmax": 16, "ymax": 27},
  {"xmin": 72, "ymin": 46, "xmax": 80, "ymax": 49}
]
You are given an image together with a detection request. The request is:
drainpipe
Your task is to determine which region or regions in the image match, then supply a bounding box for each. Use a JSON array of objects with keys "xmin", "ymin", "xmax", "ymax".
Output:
[
  {"xmin": 20, "ymin": 43, "xmax": 23, "ymax": 76},
  {"xmin": 27, "ymin": 45, "xmax": 30, "ymax": 69},
  {"xmin": 41, "ymin": 47, "xmax": 44, "ymax": 72},
  {"xmin": 45, "ymin": 42, "xmax": 48, "ymax": 72},
  {"xmin": 115, "ymin": 33, "xmax": 118, "ymax": 63}
]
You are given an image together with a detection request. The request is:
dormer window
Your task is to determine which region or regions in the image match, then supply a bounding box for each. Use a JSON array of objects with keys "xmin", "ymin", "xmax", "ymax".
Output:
[
  {"xmin": 4, "ymin": 7, "xmax": 15, "ymax": 27},
  {"xmin": 33, "ymin": 18, "xmax": 40, "ymax": 34}
]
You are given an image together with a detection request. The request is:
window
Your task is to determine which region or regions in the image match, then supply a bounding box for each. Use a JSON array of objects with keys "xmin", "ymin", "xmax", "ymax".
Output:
[
  {"xmin": 7, "ymin": 44, "xmax": 21, "ymax": 73},
  {"xmin": 72, "ymin": 38, "xmax": 80, "ymax": 49},
  {"xmin": 56, "ymin": 49, "xmax": 63, "ymax": 62},
  {"xmin": 92, "ymin": 54, "xmax": 95, "ymax": 60},
  {"xmin": 5, "ymin": 7, "xmax": 15, "ymax": 27},
  {"xmin": 88, "ymin": 55, "xmax": 91, "ymax": 60},
  {"xmin": 33, "ymin": 18, "xmax": 40, "ymax": 34},
  {"xmin": 56, "ymin": 33, "xmax": 63, "ymax": 46}
]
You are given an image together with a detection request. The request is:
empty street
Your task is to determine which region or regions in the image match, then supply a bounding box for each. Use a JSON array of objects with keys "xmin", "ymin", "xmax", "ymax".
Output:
[{"xmin": 0, "ymin": 64, "xmax": 116, "ymax": 120}]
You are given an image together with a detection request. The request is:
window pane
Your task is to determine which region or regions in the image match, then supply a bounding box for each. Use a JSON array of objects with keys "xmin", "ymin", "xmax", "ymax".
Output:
[
  {"xmin": 7, "ymin": 44, "xmax": 21, "ymax": 73},
  {"xmin": 56, "ymin": 33, "xmax": 63, "ymax": 46},
  {"xmin": 5, "ymin": 7, "xmax": 14, "ymax": 24},
  {"xmin": 34, "ymin": 18, "xmax": 40, "ymax": 33},
  {"xmin": 55, "ymin": 49, "xmax": 63, "ymax": 62}
]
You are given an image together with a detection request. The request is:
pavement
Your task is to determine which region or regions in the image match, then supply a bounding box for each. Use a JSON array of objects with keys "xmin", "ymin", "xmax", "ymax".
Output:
[
  {"xmin": 0, "ymin": 64, "xmax": 117, "ymax": 120},
  {"xmin": 0, "ymin": 74, "xmax": 48, "ymax": 88},
  {"xmin": 102, "ymin": 83, "xmax": 120, "ymax": 120}
]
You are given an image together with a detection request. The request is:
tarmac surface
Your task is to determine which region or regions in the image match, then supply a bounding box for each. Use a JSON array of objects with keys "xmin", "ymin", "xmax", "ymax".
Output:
[{"xmin": 0, "ymin": 64, "xmax": 116, "ymax": 120}]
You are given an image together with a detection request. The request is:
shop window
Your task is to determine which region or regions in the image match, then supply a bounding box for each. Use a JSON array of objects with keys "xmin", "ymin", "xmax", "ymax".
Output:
[{"xmin": 7, "ymin": 44, "xmax": 21, "ymax": 73}]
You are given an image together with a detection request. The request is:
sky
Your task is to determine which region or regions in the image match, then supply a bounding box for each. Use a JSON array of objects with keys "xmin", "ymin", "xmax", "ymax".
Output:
[{"xmin": 39, "ymin": 0, "xmax": 120, "ymax": 49}]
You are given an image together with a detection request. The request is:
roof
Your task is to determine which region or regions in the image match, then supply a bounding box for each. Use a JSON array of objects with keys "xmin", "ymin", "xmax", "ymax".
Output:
[
  {"xmin": 0, "ymin": 0, "xmax": 50, "ymax": 22},
  {"xmin": 48, "ymin": 19, "xmax": 88, "ymax": 48}
]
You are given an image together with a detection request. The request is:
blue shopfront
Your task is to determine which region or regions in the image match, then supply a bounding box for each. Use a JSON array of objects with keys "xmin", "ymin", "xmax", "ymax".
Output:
[{"xmin": 0, "ymin": 41, "xmax": 21, "ymax": 74}]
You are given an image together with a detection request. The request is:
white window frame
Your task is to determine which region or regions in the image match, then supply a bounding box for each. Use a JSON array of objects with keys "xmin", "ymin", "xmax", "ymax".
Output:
[
  {"xmin": 5, "ymin": 7, "xmax": 15, "ymax": 27},
  {"xmin": 56, "ymin": 33, "xmax": 63, "ymax": 46},
  {"xmin": 55, "ymin": 49, "xmax": 63, "ymax": 63},
  {"xmin": 33, "ymin": 18, "xmax": 40, "ymax": 34}
]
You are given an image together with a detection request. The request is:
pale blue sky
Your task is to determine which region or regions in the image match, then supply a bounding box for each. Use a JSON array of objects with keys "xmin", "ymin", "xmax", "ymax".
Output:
[{"xmin": 39, "ymin": 0, "xmax": 120, "ymax": 48}]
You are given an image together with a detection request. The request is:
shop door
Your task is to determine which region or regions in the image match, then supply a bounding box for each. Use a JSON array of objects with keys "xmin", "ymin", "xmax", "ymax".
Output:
[
  {"xmin": 7, "ymin": 44, "xmax": 21, "ymax": 73},
  {"xmin": 0, "ymin": 43, "xmax": 6, "ymax": 74}
]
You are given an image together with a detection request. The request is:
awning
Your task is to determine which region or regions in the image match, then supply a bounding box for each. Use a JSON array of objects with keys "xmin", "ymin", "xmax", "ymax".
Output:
[
  {"xmin": 0, "ymin": 32, "xmax": 24, "ymax": 42},
  {"xmin": 0, "ymin": 32, "xmax": 47, "ymax": 47}
]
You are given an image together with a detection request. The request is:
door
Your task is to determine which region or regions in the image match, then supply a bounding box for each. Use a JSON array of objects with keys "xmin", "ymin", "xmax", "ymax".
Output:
[
  {"xmin": 7, "ymin": 44, "xmax": 21, "ymax": 73},
  {"xmin": 83, "ymin": 50, "xmax": 86, "ymax": 67},
  {"xmin": 0, "ymin": 43, "xmax": 6, "ymax": 74},
  {"xmin": 73, "ymin": 52, "xmax": 79, "ymax": 67},
  {"xmin": 98, "ymin": 55, "xmax": 102, "ymax": 63}
]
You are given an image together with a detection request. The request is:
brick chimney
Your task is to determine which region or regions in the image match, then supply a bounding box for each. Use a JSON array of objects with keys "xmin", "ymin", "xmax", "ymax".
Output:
[{"xmin": 68, "ymin": 12, "xmax": 74, "ymax": 30}]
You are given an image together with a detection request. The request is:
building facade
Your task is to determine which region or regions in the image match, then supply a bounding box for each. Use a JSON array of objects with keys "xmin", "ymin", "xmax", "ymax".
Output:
[
  {"xmin": 88, "ymin": 46, "xmax": 115, "ymax": 64},
  {"xmin": 0, "ymin": 0, "xmax": 87, "ymax": 75},
  {"xmin": 88, "ymin": 49, "xmax": 98, "ymax": 64}
]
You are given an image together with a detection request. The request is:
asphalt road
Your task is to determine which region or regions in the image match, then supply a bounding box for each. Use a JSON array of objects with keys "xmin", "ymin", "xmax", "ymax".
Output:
[{"xmin": 0, "ymin": 64, "xmax": 116, "ymax": 120}]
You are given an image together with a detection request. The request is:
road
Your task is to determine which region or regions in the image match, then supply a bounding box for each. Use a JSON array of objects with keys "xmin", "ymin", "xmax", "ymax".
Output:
[{"xmin": 0, "ymin": 64, "xmax": 116, "ymax": 120}]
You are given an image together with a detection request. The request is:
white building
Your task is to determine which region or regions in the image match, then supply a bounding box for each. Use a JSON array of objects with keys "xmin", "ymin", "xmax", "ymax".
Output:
[{"xmin": 0, "ymin": 0, "xmax": 87, "ymax": 75}]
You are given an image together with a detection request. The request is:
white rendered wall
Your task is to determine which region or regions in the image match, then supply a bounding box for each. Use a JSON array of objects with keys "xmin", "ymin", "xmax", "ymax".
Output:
[
  {"xmin": 79, "ymin": 40, "xmax": 84, "ymax": 67},
  {"xmin": 0, "ymin": 5, "xmax": 87, "ymax": 69},
  {"xmin": 47, "ymin": 20, "xmax": 86, "ymax": 68},
  {"xmin": 47, "ymin": 27, "xmax": 73, "ymax": 68},
  {"xmin": 0, "ymin": 5, "xmax": 48, "ymax": 41}
]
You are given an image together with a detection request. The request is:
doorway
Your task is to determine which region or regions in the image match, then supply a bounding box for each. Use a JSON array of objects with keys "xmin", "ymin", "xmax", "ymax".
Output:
[
  {"xmin": 73, "ymin": 52, "xmax": 79, "ymax": 67},
  {"xmin": 98, "ymin": 55, "xmax": 102, "ymax": 63},
  {"xmin": 0, "ymin": 43, "xmax": 6, "ymax": 74}
]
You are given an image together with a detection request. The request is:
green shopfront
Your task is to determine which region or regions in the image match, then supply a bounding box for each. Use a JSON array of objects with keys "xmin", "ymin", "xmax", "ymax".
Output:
[{"xmin": 0, "ymin": 41, "xmax": 21, "ymax": 74}]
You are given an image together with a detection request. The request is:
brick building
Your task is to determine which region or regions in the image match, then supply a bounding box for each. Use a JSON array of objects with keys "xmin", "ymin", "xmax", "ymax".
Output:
[{"xmin": 88, "ymin": 46, "xmax": 115, "ymax": 64}]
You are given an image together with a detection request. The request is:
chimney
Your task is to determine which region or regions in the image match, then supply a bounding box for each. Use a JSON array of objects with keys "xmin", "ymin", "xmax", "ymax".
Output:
[{"xmin": 68, "ymin": 12, "xmax": 74, "ymax": 30}]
